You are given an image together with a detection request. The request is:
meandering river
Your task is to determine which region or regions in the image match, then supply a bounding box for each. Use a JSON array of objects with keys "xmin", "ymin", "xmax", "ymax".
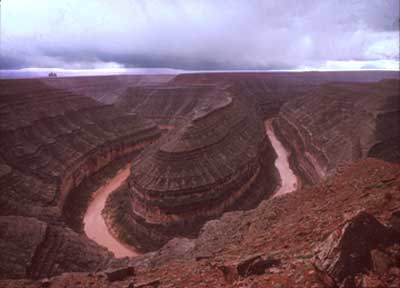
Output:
[
  {"xmin": 83, "ymin": 163, "xmax": 137, "ymax": 258},
  {"xmin": 83, "ymin": 119, "xmax": 298, "ymax": 258},
  {"xmin": 265, "ymin": 119, "xmax": 299, "ymax": 197}
]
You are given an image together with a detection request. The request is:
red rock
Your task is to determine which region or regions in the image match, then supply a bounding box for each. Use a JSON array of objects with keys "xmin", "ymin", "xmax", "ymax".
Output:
[
  {"xmin": 361, "ymin": 274, "xmax": 385, "ymax": 288},
  {"xmin": 371, "ymin": 249, "xmax": 392, "ymax": 275},
  {"xmin": 105, "ymin": 266, "xmax": 135, "ymax": 282},
  {"xmin": 339, "ymin": 277, "xmax": 356, "ymax": 288},
  {"xmin": 218, "ymin": 254, "xmax": 280, "ymax": 283},
  {"xmin": 389, "ymin": 210, "xmax": 400, "ymax": 234},
  {"xmin": 313, "ymin": 212, "xmax": 393, "ymax": 285},
  {"xmin": 104, "ymin": 85, "xmax": 278, "ymax": 251},
  {"xmin": 0, "ymin": 79, "xmax": 160, "ymax": 279},
  {"xmin": 273, "ymin": 79, "xmax": 400, "ymax": 185},
  {"xmin": 0, "ymin": 73, "xmax": 398, "ymax": 286}
]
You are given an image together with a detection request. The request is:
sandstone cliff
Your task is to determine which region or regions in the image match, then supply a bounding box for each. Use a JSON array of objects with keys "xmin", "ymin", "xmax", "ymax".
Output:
[
  {"xmin": 273, "ymin": 79, "xmax": 400, "ymax": 185},
  {"xmin": 0, "ymin": 79, "xmax": 161, "ymax": 278}
]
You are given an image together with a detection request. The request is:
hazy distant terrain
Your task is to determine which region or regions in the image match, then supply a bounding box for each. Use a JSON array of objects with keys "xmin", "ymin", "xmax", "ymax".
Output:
[{"xmin": 0, "ymin": 68, "xmax": 183, "ymax": 79}]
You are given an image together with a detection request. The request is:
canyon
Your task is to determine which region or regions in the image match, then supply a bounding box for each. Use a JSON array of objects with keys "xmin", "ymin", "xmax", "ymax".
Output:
[{"xmin": 0, "ymin": 71, "xmax": 399, "ymax": 287}]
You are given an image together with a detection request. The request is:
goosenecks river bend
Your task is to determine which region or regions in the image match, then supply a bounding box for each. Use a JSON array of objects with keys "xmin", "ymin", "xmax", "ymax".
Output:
[
  {"xmin": 83, "ymin": 163, "xmax": 137, "ymax": 258},
  {"xmin": 83, "ymin": 119, "xmax": 298, "ymax": 258}
]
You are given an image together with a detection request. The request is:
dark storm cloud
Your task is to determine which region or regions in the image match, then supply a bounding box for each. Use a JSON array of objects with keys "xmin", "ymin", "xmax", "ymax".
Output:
[{"xmin": 0, "ymin": 0, "xmax": 399, "ymax": 70}]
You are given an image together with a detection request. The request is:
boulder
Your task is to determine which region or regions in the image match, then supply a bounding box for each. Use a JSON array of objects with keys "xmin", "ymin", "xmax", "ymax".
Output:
[
  {"xmin": 219, "ymin": 253, "xmax": 280, "ymax": 283},
  {"xmin": 389, "ymin": 210, "xmax": 400, "ymax": 234},
  {"xmin": 314, "ymin": 212, "xmax": 393, "ymax": 286},
  {"xmin": 135, "ymin": 279, "xmax": 161, "ymax": 288},
  {"xmin": 105, "ymin": 266, "xmax": 135, "ymax": 282}
]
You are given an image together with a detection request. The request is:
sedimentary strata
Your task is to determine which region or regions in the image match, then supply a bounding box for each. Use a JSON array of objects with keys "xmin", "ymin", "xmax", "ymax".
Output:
[
  {"xmin": 273, "ymin": 79, "xmax": 400, "ymax": 185},
  {"xmin": 104, "ymin": 87, "xmax": 278, "ymax": 251},
  {"xmin": 117, "ymin": 85, "xmax": 222, "ymax": 126},
  {"xmin": 99, "ymin": 74, "xmax": 400, "ymax": 252},
  {"xmin": 0, "ymin": 79, "xmax": 160, "ymax": 219},
  {"xmin": 0, "ymin": 72, "xmax": 398, "ymax": 284},
  {"xmin": 3, "ymin": 158, "xmax": 398, "ymax": 287},
  {"xmin": 0, "ymin": 79, "xmax": 160, "ymax": 278}
]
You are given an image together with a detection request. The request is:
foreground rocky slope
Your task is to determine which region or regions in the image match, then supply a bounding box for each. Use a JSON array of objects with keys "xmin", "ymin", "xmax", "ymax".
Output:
[
  {"xmin": 104, "ymin": 86, "xmax": 278, "ymax": 251},
  {"xmin": 0, "ymin": 79, "xmax": 161, "ymax": 278},
  {"xmin": 3, "ymin": 158, "xmax": 398, "ymax": 287},
  {"xmin": 274, "ymin": 79, "xmax": 400, "ymax": 185}
]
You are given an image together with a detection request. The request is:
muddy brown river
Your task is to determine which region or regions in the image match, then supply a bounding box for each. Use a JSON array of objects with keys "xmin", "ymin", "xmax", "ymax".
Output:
[
  {"xmin": 265, "ymin": 119, "xmax": 299, "ymax": 197},
  {"xmin": 83, "ymin": 163, "xmax": 137, "ymax": 258},
  {"xmin": 84, "ymin": 119, "xmax": 298, "ymax": 257}
]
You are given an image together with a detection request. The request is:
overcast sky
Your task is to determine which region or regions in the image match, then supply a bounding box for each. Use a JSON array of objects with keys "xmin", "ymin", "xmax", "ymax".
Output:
[{"xmin": 0, "ymin": 0, "xmax": 399, "ymax": 70}]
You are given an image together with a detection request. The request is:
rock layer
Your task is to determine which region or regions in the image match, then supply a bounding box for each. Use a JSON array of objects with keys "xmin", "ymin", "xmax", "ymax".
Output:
[
  {"xmin": 3, "ymin": 158, "xmax": 398, "ymax": 287},
  {"xmin": 273, "ymin": 79, "xmax": 400, "ymax": 185},
  {"xmin": 0, "ymin": 79, "xmax": 161, "ymax": 278},
  {"xmin": 104, "ymin": 73, "xmax": 399, "ymax": 252},
  {"xmin": 105, "ymin": 86, "xmax": 278, "ymax": 251},
  {"xmin": 0, "ymin": 80, "xmax": 160, "ymax": 220},
  {"xmin": 43, "ymin": 75, "xmax": 174, "ymax": 104},
  {"xmin": 117, "ymin": 85, "xmax": 223, "ymax": 126},
  {"xmin": 1, "ymin": 72, "xmax": 398, "ymax": 282}
]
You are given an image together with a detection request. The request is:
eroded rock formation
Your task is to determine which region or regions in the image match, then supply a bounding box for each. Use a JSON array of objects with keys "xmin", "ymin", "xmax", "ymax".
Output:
[
  {"xmin": 2, "ymin": 158, "xmax": 398, "ymax": 287},
  {"xmin": 0, "ymin": 72, "xmax": 398, "ymax": 285},
  {"xmin": 273, "ymin": 79, "xmax": 400, "ymax": 185},
  {"xmin": 104, "ymin": 86, "xmax": 278, "ymax": 251},
  {"xmin": 117, "ymin": 85, "xmax": 219, "ymax": 126},
  {"xmin": 0, "ymin": 79, "xmax": 161, "ymax": 278}
]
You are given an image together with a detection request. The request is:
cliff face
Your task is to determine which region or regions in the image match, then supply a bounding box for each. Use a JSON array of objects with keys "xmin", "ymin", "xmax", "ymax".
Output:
[
  {"xmin": 273, "ymin": 79, "xmax": 400, "ymax": 185},
  {"xmin": 172, "ymin": 71, "xmax": 399, "ymax": 120},
  {"xmin": 0, "ymin": 79, "xmax": 161, "ymax": 278},
  {"xmin": 0, "ymin": 216, "xmax": 111, "ymax": 280},
  {"xmin": 104, "ymin": 86, "xmax": 278, "ymax": 251}
]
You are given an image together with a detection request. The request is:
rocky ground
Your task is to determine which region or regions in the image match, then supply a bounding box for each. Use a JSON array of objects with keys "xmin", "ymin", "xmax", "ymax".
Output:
[{"xmin": 2, "ymin": 158, "xmax": 398, "ymax": 287}]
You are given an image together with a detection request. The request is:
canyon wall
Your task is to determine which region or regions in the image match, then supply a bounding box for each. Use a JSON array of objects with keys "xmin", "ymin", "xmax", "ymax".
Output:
[
  {"xmin": 172, "ymin": 71, "xmax": 399, "ymax": 119},
  {"xmin": 273, "ymin": 79, "xmax": 400, "ymax": 185},
  {"xmin": 104, "ymin": 85, "xmax": 278, "ymax": 252},
  {"xmin": 0, "ymin": 79, "xmax": 161, "ymax": 278}
]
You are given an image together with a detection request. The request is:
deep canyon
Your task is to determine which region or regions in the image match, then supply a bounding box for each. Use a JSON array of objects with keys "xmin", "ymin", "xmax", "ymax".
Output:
[{"xmin": 0, "ymin": 71, "xmax": 399, "ymax": 288}]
